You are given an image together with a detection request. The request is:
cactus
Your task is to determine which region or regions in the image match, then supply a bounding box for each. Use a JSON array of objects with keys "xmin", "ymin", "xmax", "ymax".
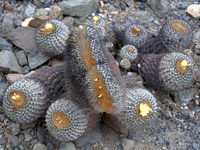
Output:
[
  {"xmin": 46, "ymin": 98, "xmax": 98, "ymax": 141},
  {"xmin": 3, "ymin": 78, "xmax": 48, "ymax": 123},
  {"xmin": 120, "ymin": 45, "xmax": 138, "ymax": 62},
  {"xmin": 139, "ymin": 19, "xmax": 193, "ymax": 54},
  {"xmin": 65, "ymin": 25, "xmax": 126, "ymax": 114},
  {"xmin": 130, "ymin": 52, "xmax": 194, "ymax": 92},
  {"xmin": 36, "ymin": 19, "xmax": 70, "ymax": 58},
  {"xmin": 3, "ymin": 65, "xmax": 66, "ymax": 123},
  {"xmin": 120, "ymin": 59, "xmax": 131, "ymax": 70},
  {"xmin": 123, "ymin": 24, "xmax": 148, "ymax": 48},
  {"xmin": 112, "ymin": 19, "xmax": 131, "ymax": 44},
  {"xmin": 116, "ymin": 88, "xmax": 157, "ymax": 130}
]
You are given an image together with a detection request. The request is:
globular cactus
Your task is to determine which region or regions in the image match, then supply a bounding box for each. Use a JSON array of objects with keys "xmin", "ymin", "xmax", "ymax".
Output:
[
  {"xmin": 3, "ymin": 65, "xmax": 66, "ymax": 123},
  {"xmin": 93, "ymin": 25, "xmax": 106, "ymax": 40},
  {"xmin": 123, "ymin": 24, "xmax": 148, "ymax": 48},
  {"xmin": 120, "ymin": 45, "xmax": 138, "ymax": 62},
  {"xmin": 139, "ymin": 19, "xmax": 193, "ymax": 54},
  {"xmin": 65, "ymin": 25, "xmax": 126, "ymax": 114},
  {"xmin": 46, "ymin": 98, "xmax": 98, "ymax": 141},
  {"xmin": 3, "ymin": 78, "xmax": 48, "ymax": 123},
  {"xmin": 29, "ymin": 65, "xmax": 66, "ymax": 100},
  {"xmin": 36, "ymin": 19, "xmax": 70, "ymax": 58},
  {"xmin": 120, "ymin": 59, "xmax": 131, "ymax": 70},
  {"xmin": 116, "ymin": 88, "xmax": 157, "ymax": 130},
  {"xmin": 130, "ymin": 52, "xmax": 194, "ymax": 92},
  {"xmin": 90, "ymin": 16, "xmax": 106, "ymax": 27},
  {"xmin": 112, "ymin": 19, "xmax": 131, "ymax": 44}
]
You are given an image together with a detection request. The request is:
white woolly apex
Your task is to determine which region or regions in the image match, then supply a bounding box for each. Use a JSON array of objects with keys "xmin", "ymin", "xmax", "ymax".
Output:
[
  {"xmin": 11, "ymin": 93, "xmax": 21, "ymax": 102},
  {"xmin": 45, "ymin": 23, "xmax": 53, "ymax": 30},
  {"xmin": 139, "ymin": 103, "xmax": 153, "ymax": 117},
  {"xmin": 181, "ymin": 60, "xmax": 192, "ymax": 69},
  {"xmin": 93, "ymin": 16, "xmax": 100, "ymax": 23}
]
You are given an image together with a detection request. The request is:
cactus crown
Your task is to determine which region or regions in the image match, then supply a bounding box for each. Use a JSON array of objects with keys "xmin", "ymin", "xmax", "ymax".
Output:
[
  {"xmin": 171, "ymin": 22, "xmax": 188, "ymax": 35},
  {"xmin": 132, "ymin": 26, "xmax": 141, "ymax": 35},
  {"xmin": 119, "ymin": 20, "xmax": 124, "ymax": 24},
  {"xmin": 93, "ymin": 16, "xmax": 100, "ymax": 24},
  {"xmin": 137, "ymin": 101, "xmax": 153, "ymax": 117},
  {"xmin": 176, "ymin": 59, "xmax": 192, "ymax": 75},
  {"xmin": 128, "ymin": 47, "xmax": 133, "ymax": 52},
  {"xmin": 40, "ymin": 22, "xmax": 56, "ymax": 36},
  {"xmin": 9, "ymin": 92, "xmax": 26, "ymax": 109},
  {"xmin": 53, "ymin": 112, "xmax": 70, "ymax": 129}
]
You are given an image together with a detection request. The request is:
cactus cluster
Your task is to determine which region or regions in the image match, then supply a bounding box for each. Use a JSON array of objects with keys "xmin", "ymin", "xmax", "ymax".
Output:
[
  {"xmin": 2, "ymin": 17, "xmax": 196, "ymax": 143},
  {"xmin": 139, "ymin": 19, "xmax": 193, "ymax": 54}
]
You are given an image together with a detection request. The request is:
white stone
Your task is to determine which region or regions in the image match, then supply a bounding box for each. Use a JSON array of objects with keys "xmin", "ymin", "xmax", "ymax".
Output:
[
  {"xmin": 187, "ymin": 4, "xmax": 200, "ymax": 19},
  {"xmin": 21, "ymin": 17, "xmax": 34, "ymax": 27}
]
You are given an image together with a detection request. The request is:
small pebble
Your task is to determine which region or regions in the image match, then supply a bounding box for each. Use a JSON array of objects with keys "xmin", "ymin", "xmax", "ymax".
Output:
[{"xmin": 139, "ymin": 5, "xmax": 145, "ymax": 11}]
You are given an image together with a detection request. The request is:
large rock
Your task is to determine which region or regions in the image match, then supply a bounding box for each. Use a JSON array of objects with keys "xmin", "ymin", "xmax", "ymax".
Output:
[
  {"xmin": 147, "ymin": 0, "xmax": 168, "ymax": 18},
  {"xmin": 28, "ymin": 51, "xmax": 51, "ymax": 70},
  {"xmin": 8, "ymin": 27, "xmax": 38, "ymax": 53},
  {"xmin": 0, "ymin": 50, "xmax": 22, "ymax": 73},
  {"xmin": 58, "ymin": 0, "xmax": 99, "ymax": 17},
  {"xmin": 0, "ymin": 37, "xmax": 13, "ymax": 51}
]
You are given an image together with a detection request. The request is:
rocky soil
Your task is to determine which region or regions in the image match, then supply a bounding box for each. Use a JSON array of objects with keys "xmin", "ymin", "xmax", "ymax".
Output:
[{"xmin": 0, "ymin": 0, "xmax": 199, "ymax": 150}]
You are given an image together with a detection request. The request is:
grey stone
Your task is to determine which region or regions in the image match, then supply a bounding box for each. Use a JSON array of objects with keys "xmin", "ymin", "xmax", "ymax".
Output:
[
  {"xmin": 0, "ymin": 82, "xmax": 8, "ymax": 104},
  {"xmin": 22, "ymin": 65, "xmax": 29, "ymax": 74},
  {"xmin": 58, "ymin": 0, "xmax": 99, "ymax": 17},
  {"xmin": 11, "ymin": 123, "xmax": 21, "ymax": 135},
  {"xmin": 30, "ymin": 139, "xmax": 38, "ymax": 145},
  {"xmin": 19, "ymin": 134, "xmax": 24, "ymax": 141},
  {"xmin": 49, "ymin": 5, "xmax": 63, "ymax": 20},
  {"xmin": 120, "ymin": 138, "xmax": 134, "ymax": 150},
  {"xmin": 0, "ymin": 50, "xmax": 22, "ymax": 73},
  {"xmin": 0, "ymin": 37, "xmax": 13, "ymax": 51},
  {"xmin": 113, "ymin": 0, "xmax": 120, "ymax": 8},
  {"xmin": 81, "ymin": 145, "xmax": 93, "ymax": 150},
  {"xmin": 124, "ymin": 0, "xmax": 135, "ymax": 7},
  {"xmin": 59, "ymin": 142, "xmax": 76, "ymax": 150},
  {"xmin": 103, "ymin": 113, "xmax": 129, "ymax": 136},
  {"xmin": 193, "ymin": 143, "xmax": 197, "ymax": 149},
  {"xmin": 178, "ymin": 10, "xmax": 186, "ymax": 15},
  {"xmin": 0, "ymin": 129, "xmax": 4, "ymax": 135},
  {"xmin": 37, "ymin": 127, "xmax": 46, "ymax": 143},
  {"xmin": 24, "ymin": 4, "xmax": 36, "ymax": 18},
  {"xmin": 24, "ymin": 133, "xmax": 33, "ymax": 142},
  {"xmin": 19, "ymin": 144, "xmax": 24, "ymax": 150},
  {"xmin": 33, "ymin": 143, "xmax": 47, "ymax": 150},
  {"xmin": 62, "ymin": 16, "xmax": 74, "ymax": 27},
  {"xmin": 180, "ymin": 109, "xmax": 190, "ymax": 118},
  {"xmin": 9, "ymin": 135, "xmax": 19, "ymax": 147},
  {"xmin": 0, "ymin": 135, "xmax": 7, "ymax": 145},
  {"xmin": 147, "ymin": 0, "xmax": 168, "ymax": 18},
  {"xmin": 0, "ymin": 114, "xmax": 5, "ymax": 122},
  {"xmin": 46, "ymin": 142, "xmax": 55, "ymax": 150},
  {"xmin": 16, "ymin": 50, "xmax": 28, "ymax": 66},
  {"xmin": 164, "ymin": 135, "xmax": 168, "ymax": 141},
  {"xmin": 194, "ymin": 31, "xmax": 200, "ymax": 44},
  {"xmin": 33, "ymin": 0, "xmax": 43, "ymax": 8},
  {"xmin": 8, "ymin": 27, "xmax": 38, "ymax": 53},
  {"xmin": 21, "ymin": 121, "xmax": 37, "ymax": 130},
  {"xmin": 75, "ymin": 124, "xmax": 102, "ymax": 147},
  {"xmin": 13, "ymin": 20, "xmax": 22, "ymax": 28},
  {"xmin": 174, "ymin": 88, "xmax": 197, "ymax": 104},
  {"xmin": 28, "ymin": 51, "xmax": 50, "ymax": 70}
]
